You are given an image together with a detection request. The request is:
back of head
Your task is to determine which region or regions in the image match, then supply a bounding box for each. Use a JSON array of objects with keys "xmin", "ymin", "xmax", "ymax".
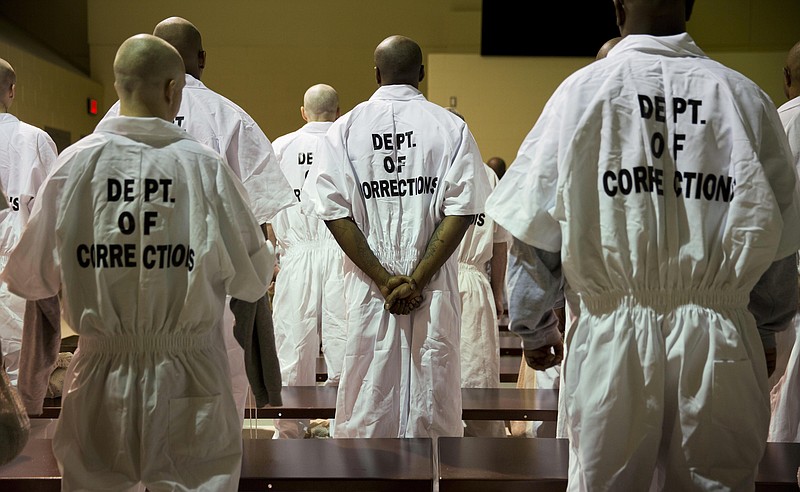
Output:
[
  {"xmin": 784, "ymin": 40, "xmax": 800, "ymax": 100},
  {"xmin": 487, "ymin": 157, "xmax": 506, "ymax": 179},
  {"xmin": 596, "ymin": 37, "xmax": 623, "ymax": 60},
  {"xmin": 0, "ymin": 58, "xmax": 16, "ymax": 112},
  {"xmin": 374, "ymin": 35, "xmax": 423, "ymax": 87},
  {"xmin": 113, "ymin": 34, "xmax": 185, "ymax": 120},
  {"xmin": 302, "ymin": 84, "xmax": 339, "ymax": 122},
  {"xmin": 613, "ymin": 0, "xmax": 694, "ymax": 36},
  {"xmin": 153, "ymin": 17, "xmax": 203, "ymax": 79}
]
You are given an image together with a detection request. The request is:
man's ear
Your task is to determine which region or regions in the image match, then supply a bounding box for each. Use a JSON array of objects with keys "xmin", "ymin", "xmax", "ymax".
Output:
[
  {"xmin": 419, "ymin": 65, "xmax": 425, "ymax": 83},
  {"xmin": 8, "ymin": 82, "xmax": 15, "ymax": 100},
  {"xmin": 301, "ymin": 106, "xmax": 308, "ymax": 122},
  {"xmin": 375, "ymin": 66, "xmax": 381, "ymax": 86},
  {"xmin": 613, "ymin": 0, "xmax": 626, "ymax": 32},
  {"xmin": 198, "ymin": 50, "xmax": 206, "ymax": 71},
  {"xmin": 166, "ymin": 78, "xmax": 179, "ymax": 107}
]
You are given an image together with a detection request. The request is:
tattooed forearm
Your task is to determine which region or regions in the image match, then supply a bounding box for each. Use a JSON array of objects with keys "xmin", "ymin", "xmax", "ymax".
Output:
[{"xmin": 410, "ymin": 215, "xmax": 473, "ymax": 290}]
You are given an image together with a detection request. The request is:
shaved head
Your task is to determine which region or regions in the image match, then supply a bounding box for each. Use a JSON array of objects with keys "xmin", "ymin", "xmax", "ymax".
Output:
[
  {"xmin": 784, "ymin": 40, "xmax": 800, "ymax": 100},
  {"xmin": 153, "ymin": 16, "xmax": 204, "ymax": 79},
  {"xmin": 0, "ymin": 58, "xmax": 16, "ymax": 112},
  {"xmin": 374, "ymin": 35, "xmax": 424, "ymax": 87},
  {"xmin": 113, "ymin": 34, "xmax": 185, "ymax": 120},
  {"xmin": 596, "ymin": 37, "xmax": 623, "ymax": 60},
  {"xmin": 302, "ymin": 84, "xmax": 339, "ymax": 122},
  {"xmin": 487, "ymin": 157, "xmax": 506, "ymax": 180}
]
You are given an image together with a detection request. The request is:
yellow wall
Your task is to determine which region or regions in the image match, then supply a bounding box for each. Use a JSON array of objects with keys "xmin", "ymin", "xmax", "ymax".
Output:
[
  {"xmin": 87, "ymin": 0, "xmax": 482, "ymax": 140},
  {"xmin": 0, "ymin": 19, "xmax": 103, "ymax": 146},
  {"xmin": 428, "ymin": 49, "xmax": 791, "ymax": 164}
]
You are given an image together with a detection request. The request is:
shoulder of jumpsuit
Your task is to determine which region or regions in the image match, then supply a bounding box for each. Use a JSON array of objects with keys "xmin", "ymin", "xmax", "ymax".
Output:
[
  {"xmin": 778, "ymin": 97, "xmax": 800, "ymax": 130},
  {"xmin": 187, "ymin": 74, "xmax": 263, "ymax": 129},
  {"xmin": 95, "ymin": 115, "xmax": 200, "ymax": 147},
  {"xmin": 0, "ymin": 112, "xmax": 20, "ymax": 126}
]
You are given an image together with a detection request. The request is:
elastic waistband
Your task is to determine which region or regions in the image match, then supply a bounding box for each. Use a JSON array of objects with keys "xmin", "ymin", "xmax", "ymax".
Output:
[
  {"xmin": 458, "ymin": 262, "xmax": 486, "ymax": 275},
  {"xmin": 281, "ymin": 239, "xmax": 340, "ymax": 254},
  {"xmin": 79, "ymin": 332, "xmax": 216, "ymax": 353},
  {"xmin": 581, "ymin": 289, "xmax": 750, "ymax": 311}
]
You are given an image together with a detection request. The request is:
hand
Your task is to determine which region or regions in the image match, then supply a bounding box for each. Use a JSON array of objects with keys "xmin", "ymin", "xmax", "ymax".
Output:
[
  {"xmin": 765, "ymin": 346, "xmax": 777, "ymax": 378},
  {"xmin": 524, "ymin": 341, "xmax": 564, "ymax": 371},
  {"xmin": 382, "ymin": 276, "xmax": 423, "ymax": 314},
  {"xmin": 494, "ymin": 292, "xmax": 504, "ymax": 318}
]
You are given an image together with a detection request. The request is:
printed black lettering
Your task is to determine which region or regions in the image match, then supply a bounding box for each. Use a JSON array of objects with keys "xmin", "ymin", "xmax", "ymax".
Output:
[
  {"xmin": 633, "ymin": 166, "xmax": 648, "ymax": 193},
  {"xmin": 650, "ymin": 167, "xmax": 664, "ymax": 196},
  {"xmin": 683, "ymin": 172, "xmax": 697, "ymax": 199},
  {"xmin": 650, "ymin": 132, "xmax": 665, "ymax": 159},
  {"xmin": 476, "ymin": 213, "xmax": 485, "ymax": 227},
  {"xmin": 362, "ymin": 183, "xmax": 372, "ymax": 199},
  {"xmin": 673, "ymin": 97, "xmax": 686, "ymax": 123},
  {"xmin": 398, "ymin": 179, "xmax": 407, "ymax": 196},
  {"xmin": 654, "ymin": 96, "xmax": 666, "ymax": 122},
  {"xmin": 10, "ymin": 196, "xmax": 18, "ymax": 211},
  {"xmin": 390, "ymin": 179, "xmax": 399, "ymax": 196},
  {"xmin": 371, "ymin": 181, "xmax": 380, "ymax": 197},
  {"xmin": 382, "ymin": 133, "xmax": 393, "ymax": 150},
  {"xmin": 384, "ymin": 156, "xmax": 395, "ymax": 173},
  {"xmin": 603, "ymin": 170, "xmax": 618, "ymax": 196},
  {"xmin": 674, "ymin": 172, "xmax": 683, "ymax": 197},
  {"xmin": 108, "ymin": 244, "xmax": 124, "ymax": 268},
  {"xmin": 171, "ymin": 245, "xmax": 186, "ymax": 266},
  {"xmin": 293, "ymin": 189, "xmax": 301, "ymax": 201},
  {"xmin": 118, "ymin": 211, "xmax": 136, "ymax": 235},
  {"xmin": 95, "ymin": 244, "xmax": 109, "ymax": 268},
  {"xmin": 702, "ymin": 173, "xmax": 716, "ymax": 200},
  {"xmin": 687, "ymin": 99, "xmax": 702, "ymax": 124},
  {"xmin": 618, "ymin": 169, "xmax": 633, "ymax": 195},
  {"xmin": 638, "ymin": 95, "xmax": 653, "ymax": 119},
  {"xmin": 672, "ymin": 134, "xmax": 685, "ymax": 160},
  {"xmin": 143, "ymin": 211, "xmax": 158, "ymax": 235},
  {"xmin": 174, "ymin": 116, "xmax": 185, "ymax": 127},
  {"xmin": 379, "ymin": 180, "xmax": 390, "ymax": 196},
  {"xmin": 298, "ymin": 153, "xmax": 308, "ymax": 165},
  {"xmin": 77, "ymin": 245, "xmax": 90, "ymax": 267},
  {"xmin": 143, "ymin": 245, "xmax": 156, "ymax": 269},
  {"xmin": 716, "ymin": 175, "xmax": 733, "ymax": 202},
  {"xmin": 372, "ymin": 134, "xmax": 383, "ymax": 150},
  {"xmin": 694, "ymin": 173, "xmax": 704, "ymax": 199},
  {"xmin": 124, "ymin": 243, "xmax": 137, "ymax": 267},
  {"xmin": 187, "ymin": 248, "xmax": 195, "ymax": 271}
]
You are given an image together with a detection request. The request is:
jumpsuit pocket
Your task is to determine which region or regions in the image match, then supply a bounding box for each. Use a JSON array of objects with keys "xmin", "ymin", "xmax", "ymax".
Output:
[{"xmin": 168, "ymin": 395, "xmax": 226, "ymax": 459}]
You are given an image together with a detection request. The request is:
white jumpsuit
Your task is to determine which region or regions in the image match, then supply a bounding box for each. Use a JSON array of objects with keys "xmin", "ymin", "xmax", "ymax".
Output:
[
  {"xmin": 0, "ymin": 113, "xmax": 57, "ymax": 384},
  {"xmin": 457, "ymin": 163, "xmax": 508, "ymax": 437},
  {"xmin": 768, "ymin": 95, "xmax": 800, "ymax": 442},
  {"xmin": 302, "ymin": 84, "xmax": 491, "ymax": 438},
  {"xmin": 271, "ymin": 121, "xmax": 347, "ymax": 438},
  {"xmin": 1, "ymin": 117, "xmax": 271, "ymax": 491},
  {"xmin": 104, "ymin": 75, "xmax": 294, "ymax": 423},
  {"xmin": 487, "ymin": 34, "xmax": 800, "ymax": 491}
]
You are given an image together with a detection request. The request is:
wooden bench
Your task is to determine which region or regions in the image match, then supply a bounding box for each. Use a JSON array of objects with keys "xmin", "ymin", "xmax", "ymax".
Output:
[
  {"xmin": 39, "ymin": 387, "xmax": 559, "ymax": 422},
  {"xmin": 0, "ymin": 438, "xmax": 433, "ymax": 492},
  {"xmin": 438, "ymin": 437, "xmax": 800, "ymax": 492}
]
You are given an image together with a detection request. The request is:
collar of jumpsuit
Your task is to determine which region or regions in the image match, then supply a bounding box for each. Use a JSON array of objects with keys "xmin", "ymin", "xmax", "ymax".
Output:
[
  {"xmin": 96, "ymin": 116, "xmax": 194, "ymax": 145},
  {"xmin": 369, "ymin": 84, "xmax": 424, "ymax": 102},
  {"xmin": 606, "ymin": 32, "xmax": 706, "ymax": 60}
]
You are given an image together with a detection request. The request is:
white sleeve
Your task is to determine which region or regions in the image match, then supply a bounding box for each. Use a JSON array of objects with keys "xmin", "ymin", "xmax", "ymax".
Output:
[
  {"xmin": 442, "ymin": 125, "xmax": 491, "ymax": 216},
  {"xmin": 300, "ymin": 126, "xmax": 354, "ymax": 220},
  {"xmin": 486, "ymin": 89, "xmax": 564, "ymax": 253},
  {"xmin": 214, "ymin": 160, "xmax": 272, "ymax": 302},
  {"xmin": 1, "ymin": 153, "xmax": 71, "ymax": 300},
  {"xmin": 229, "ymin": 116, "xmax": 295, "ymax": 224}
]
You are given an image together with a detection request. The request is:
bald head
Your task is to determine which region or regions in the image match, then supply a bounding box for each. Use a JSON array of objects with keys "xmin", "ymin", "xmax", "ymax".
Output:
[
  {"xmin": 374, "ymin": 35, "xmax": 424, "ymax": 87},
  {"xmin": 153, "ymin": 17, "xmax": 204, "ymax": 79},
  {"xmin": 784, "ymin": 40, "xmax": 800, "ymax": 100},
  {"xmin": 113, "ymin": 34, "xmax": 185, "ymax": 121},
  {"xmin": 302, "ymin": 84, "xmax": 339, "ymax": 122},
  {"xmin": 0, "ymin": 59, "xmax": 16, "ymax": 112},
  {"xmin": 613, "ymin": 0, "xmax": 694, "ymax": 37},
  {"xmin": 596, "ymin": 37, "xmax": 623, "ymax": 60},
  {"xmin": 487, "ymin": 157, "xmax": 506, "ymax": 180}
]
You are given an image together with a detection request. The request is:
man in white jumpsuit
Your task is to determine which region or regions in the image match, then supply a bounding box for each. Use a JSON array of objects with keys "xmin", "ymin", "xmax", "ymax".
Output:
[
  {"xmin": 2, "ymin": 35, "xmax": 270, "ymax": 491},
  {"xmin": 0, "ymin": 59, "xmax": 58, "ymax": 387},
  {"xmin": 486, "ymin": 1, "xmax": 800, "ymax": 490},
  {"xmin": 271, "ymin": 84, "xmax": 347, "ymax": 438},
  {"xmin": 103, "ymin": 17, "xmax": 294, "ymax": 423},
  {"xmin": 302, "ymin": 35, "xmax": 491, "ymax": 438},
  {"xmin": 447, "ymin": 106, "xmax": 509, "ymax": 437},
  {"xmin": 769, "ymin": 39, "xmax": 800, "ymax": 443}
]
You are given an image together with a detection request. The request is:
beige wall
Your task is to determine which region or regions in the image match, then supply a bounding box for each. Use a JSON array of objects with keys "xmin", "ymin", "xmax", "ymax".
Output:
[
  {"xmin": 428, "ymin": 49, "xmax": 791, "ymax": 164},
  {"xmin": 0, "ymin": 18, "xmax": 103, "ymax": 146},
  {"xmin": 87, "ymin": 0, "xmax": 481, "ymax": 140}
]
